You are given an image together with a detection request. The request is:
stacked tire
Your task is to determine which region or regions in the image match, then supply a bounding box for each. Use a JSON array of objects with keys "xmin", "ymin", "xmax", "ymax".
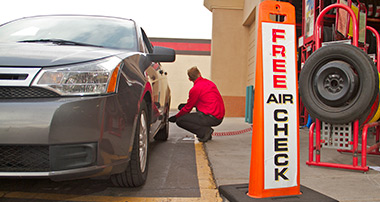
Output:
[{"xmin": 299, "ymin": 44, "xmax": 380, "ymax": 125}]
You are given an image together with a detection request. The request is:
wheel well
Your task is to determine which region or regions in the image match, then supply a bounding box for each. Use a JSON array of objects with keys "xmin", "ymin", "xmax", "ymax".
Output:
[{"xmin": 143, "ymin": 92, "xmax": 152, "ymax": 123}]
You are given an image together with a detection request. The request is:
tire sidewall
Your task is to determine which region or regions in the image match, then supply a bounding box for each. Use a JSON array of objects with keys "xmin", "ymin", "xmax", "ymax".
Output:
[{"xmin": 134, "ymin": 102, "xmax": 149, "ymax": 183}]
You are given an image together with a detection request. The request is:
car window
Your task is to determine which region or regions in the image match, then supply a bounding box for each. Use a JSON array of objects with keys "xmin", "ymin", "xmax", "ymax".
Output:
[{"xmin": 0, "ymin": 16, "xmax": 138, "ymax": 51}]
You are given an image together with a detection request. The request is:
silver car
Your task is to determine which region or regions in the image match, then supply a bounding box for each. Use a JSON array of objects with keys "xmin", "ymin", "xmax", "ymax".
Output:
[{"xmin": 0, "ymin": 15, "xmax": 175, "ymax": 187}]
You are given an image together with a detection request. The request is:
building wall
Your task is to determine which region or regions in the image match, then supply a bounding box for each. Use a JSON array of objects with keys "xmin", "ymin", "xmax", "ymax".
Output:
[
  {"xmin": 204, "ymin": 0, "xmax": 262, "ymax": 117},
  {"xmin": 211, "ymin": 8, "xmax": 248, "ymax": 117},
  {"xmin": 162, "ymin": 55, "xmax": 211, "ymax": 110},
  {"xmin": 246, "ymin": 21, "xmax": 257, "ymax": 87},
  {"xmin": 243, "ymin": 0, "xmax": 261, "ymax": 87}
]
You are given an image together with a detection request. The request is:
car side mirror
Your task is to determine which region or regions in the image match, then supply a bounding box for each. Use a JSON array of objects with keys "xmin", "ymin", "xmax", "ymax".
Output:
[{"xmin": 148, "ymin": 46, "xmax": 176, "ymax": 62}]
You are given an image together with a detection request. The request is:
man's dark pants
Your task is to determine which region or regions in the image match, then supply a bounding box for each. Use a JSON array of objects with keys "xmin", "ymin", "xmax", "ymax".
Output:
[{"xmin": 176, "ymin": 112, "xmax": 223, "ymax": 138}]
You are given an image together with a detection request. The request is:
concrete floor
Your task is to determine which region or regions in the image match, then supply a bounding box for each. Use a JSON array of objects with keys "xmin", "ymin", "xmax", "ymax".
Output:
[{"xmin": 204, "ymin": 117, "xmax": 380, "ymax": 202}]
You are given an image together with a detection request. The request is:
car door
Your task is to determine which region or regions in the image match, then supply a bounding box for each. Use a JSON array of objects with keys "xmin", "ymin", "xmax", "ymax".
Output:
[{"xmin": 141, "ymin": 29, "xmax": 170, "ymax": 134}]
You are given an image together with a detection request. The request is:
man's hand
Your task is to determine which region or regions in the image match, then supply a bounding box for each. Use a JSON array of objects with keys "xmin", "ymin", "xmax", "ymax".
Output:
[
  {"xmin": 178, "ymin": 103, "xmax": 186, "ymax": 110},
  {"xmin": 168, "ymin": 116, "xmax": 177, "ymax": 123}
]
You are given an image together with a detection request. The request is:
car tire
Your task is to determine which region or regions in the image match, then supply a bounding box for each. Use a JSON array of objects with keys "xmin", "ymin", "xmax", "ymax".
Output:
[
  {"xmin": 111, "ymin": 100, "xmax": 149, "ymax": 187},
  {"xmin": 299, "ymin": 43, "xmax": 379, "ymax": 124}
]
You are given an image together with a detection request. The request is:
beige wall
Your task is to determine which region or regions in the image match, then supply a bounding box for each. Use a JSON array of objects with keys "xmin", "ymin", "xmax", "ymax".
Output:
[
  {"xmin": 204, "ymin": 0, "xmax": 244, "ymax": 10},
  {"xmin": 211, "ymin": 9, "xmax": 248, "ymax": 97},
  {"xmin": 204, "ymin": 0, "xmax": 262, "ymax": 117},
  {"xmin": 211, "ymin": 8, "xmax": 248, "ymax": 117},
  {"xmin": 244, "ymin": 0, "xmax": 261, "ymax": 86},
  {"xmin": 162, "ymin": 55, "xmax": 211, "ymax": 110}
]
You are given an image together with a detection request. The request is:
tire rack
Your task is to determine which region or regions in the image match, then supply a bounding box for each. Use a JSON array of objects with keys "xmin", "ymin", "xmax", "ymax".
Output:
[{"xmin": 305, "ymin": 3, "xmax": 380, "ymax": 172}]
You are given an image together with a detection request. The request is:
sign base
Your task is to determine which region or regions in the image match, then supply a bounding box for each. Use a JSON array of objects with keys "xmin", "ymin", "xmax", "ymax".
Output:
[{"xmin": 219, "ymin": 184, "xmax": 337, "ymax": 202}]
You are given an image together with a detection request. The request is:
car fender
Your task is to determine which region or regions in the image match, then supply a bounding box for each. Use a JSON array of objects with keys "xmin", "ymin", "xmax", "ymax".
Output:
[{"xmin": 132, "ymin": 82, "xmax": 153, "ymax": 140}]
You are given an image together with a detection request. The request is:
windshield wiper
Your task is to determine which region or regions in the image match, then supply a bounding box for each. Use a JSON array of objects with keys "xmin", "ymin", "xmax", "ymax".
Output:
[{"xmin": 18, "ymin": 39, "xmax": 104, "ymax": 48}]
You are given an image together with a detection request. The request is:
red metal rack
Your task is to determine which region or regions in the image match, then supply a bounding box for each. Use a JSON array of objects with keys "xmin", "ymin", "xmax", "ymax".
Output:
[
  {"xmin": 307, "ymin": 120, "xmax": 380, "ymax": 171},
  {"xmin": 306, "ymin": 2, "xmax": 380, "ymax": 172}
]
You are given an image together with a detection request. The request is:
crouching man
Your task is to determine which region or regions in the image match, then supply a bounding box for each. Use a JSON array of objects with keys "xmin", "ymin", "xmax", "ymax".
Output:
[{"xmin": 169, "ymin": 66, "xmax": 225, "ymax": 142}]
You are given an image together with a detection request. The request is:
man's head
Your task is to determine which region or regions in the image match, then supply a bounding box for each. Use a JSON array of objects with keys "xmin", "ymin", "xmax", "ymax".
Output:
[{"xmin": 187, "ymin": 66, "xmax": 201, "ymax": 82}]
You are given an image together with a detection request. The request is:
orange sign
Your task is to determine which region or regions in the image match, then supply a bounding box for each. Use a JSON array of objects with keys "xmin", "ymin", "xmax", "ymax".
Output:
[{"xmin": 248, "ymin": 0, "xmax": 300, "ymax": 198}]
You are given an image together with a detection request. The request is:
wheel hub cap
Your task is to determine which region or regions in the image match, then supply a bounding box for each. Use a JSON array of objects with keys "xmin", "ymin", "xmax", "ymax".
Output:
[
  {"xmin": 313, "ymin": 61, "xmax": 358, "ymax": 107},
  {"xmin": 139, "ymin": 113, "xmax": 148, "ymax": 173}
]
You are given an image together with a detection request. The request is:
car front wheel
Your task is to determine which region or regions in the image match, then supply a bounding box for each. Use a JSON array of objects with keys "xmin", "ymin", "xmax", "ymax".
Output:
[{"xmin": 111, "ymin": 100, "xmax": 149, "ymax": 187}]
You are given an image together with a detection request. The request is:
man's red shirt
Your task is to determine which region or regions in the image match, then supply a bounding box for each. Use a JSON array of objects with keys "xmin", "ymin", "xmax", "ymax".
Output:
[{"xmin": 175, "ymin": 77, "xmax": 225, "ymax": 119}]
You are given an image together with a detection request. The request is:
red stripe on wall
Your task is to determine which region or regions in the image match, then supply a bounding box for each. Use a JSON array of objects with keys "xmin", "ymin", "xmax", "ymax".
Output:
[{"xmin": 151, "ymin": 41, "xmax": 211, "ymax": 52}]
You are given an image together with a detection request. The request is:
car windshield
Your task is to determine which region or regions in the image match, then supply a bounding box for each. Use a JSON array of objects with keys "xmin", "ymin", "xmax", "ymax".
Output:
[{"xmin": 0, "ymin": 15, "xmax": 138, "ymax": 50}]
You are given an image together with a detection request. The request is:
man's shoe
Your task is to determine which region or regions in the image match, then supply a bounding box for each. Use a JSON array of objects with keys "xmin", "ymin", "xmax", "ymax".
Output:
[{"xmin": 198, "ymin": 128, "xmax": 214, "ymax": 142}]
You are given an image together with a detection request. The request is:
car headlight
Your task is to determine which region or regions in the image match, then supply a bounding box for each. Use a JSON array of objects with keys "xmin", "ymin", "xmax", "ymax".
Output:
[{"xmin": 32, "ymin": 56, "xmax": 122, "ymax": 96}]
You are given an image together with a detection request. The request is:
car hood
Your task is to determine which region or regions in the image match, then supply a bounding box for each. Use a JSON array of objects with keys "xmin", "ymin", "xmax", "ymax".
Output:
[{"xmin": 0, "ymin": 42, "xmax": 128, "ymax": 67}]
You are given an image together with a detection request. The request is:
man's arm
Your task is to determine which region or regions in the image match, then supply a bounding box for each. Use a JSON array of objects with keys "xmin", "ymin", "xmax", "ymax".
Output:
[
  {"xmin": 169, "ymin": 88, "xmax": 199, "ymax": 123},
  {"xmin": 175, "ymin": 87, "xmax": 200, "ymax": 117}
]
